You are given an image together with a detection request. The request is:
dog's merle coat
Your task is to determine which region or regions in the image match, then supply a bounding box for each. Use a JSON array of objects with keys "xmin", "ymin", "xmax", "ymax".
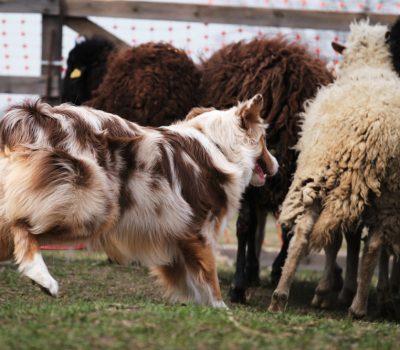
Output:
[{"xmin": 0, "ymin": 97, "xmax": 277, "ymax": 306}]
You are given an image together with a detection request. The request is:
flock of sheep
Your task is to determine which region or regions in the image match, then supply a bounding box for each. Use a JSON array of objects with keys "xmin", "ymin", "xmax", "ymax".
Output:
[{"xmin": 61, "ymin": 18, "xmax": 400, "ymax": 320}]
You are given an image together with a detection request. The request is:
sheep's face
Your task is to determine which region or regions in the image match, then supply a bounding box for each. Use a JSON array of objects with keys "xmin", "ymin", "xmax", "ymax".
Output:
[{"xmin": 332, "ymin": 20, "xmax": 391, "ymax": 71}]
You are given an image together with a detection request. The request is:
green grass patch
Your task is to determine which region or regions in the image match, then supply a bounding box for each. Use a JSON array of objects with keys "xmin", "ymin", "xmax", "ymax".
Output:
[{"xmin": 0, "ymin": 252, "xmax": 399, "ymax": 350}]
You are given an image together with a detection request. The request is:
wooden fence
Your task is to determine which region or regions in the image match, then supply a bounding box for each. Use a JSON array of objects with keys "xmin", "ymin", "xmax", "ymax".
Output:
[{"xmin": 0, "ymin": 0, "xmax": 398, "ymax": 104}]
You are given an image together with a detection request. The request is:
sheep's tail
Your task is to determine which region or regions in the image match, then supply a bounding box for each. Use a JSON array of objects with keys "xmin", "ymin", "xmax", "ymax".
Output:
[
  {"xmin": 310, "ymin": 188, "xmax": 368, "ymax": 251},
  {"xmin": 309, "ymin": 209, "xmax": 341, "ymax": 251}
]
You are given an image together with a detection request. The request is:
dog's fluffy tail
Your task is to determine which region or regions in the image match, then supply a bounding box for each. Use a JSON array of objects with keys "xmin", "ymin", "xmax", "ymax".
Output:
[{"xmin": 2, "ymin": 147, "xmax": 108, "ymax": 236}]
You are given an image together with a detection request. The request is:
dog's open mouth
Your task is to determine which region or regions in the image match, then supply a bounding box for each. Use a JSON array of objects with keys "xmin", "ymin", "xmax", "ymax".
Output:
[
  {"xmin": 256, "ymin": 160, "xmax": 267, "ymax": 178},
  {"xmin": 251, "ymin": 159, "xmax": 268, "ymax": 187},
  {"xmin": 251, "ymin": 150, "xmax": 279, "ymax": 187}
]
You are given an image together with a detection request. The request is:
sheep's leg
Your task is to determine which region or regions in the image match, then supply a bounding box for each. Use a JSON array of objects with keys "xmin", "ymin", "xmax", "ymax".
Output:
[
  {"xmin": 338, "ymin": 227, "xmax": 362, "ymax": 305},
  {"xmin": 268, "ymin": 209, "xmax": 317, "ymax": 312},
  {"xmin": 390, "ymin": 257, "xmax": 400, "ymax": 295},
  {"xmin": 270, "ymin": 224, "xmax": 292, "ymax": 286},
  {"xmin": 311, "ymin": 232, "xmax": 343, "ymax": 309},
  {"xmin": 229, "ymin": 193, "xmax": 256, "ymax": 303},
  {"xmin": 349, "ymin": 229, "xmax": 382, "ymax": 319},
  {"xmin": 246, "ymin": 205, "xmax": 267, "ymax": 287},
  {"xmin": 12, "ymin": 223, "xmax": 59, "ymax": 296},
  {"xmin": 376, "ymin": 248, "xmax": 397, "ymax": 319}
]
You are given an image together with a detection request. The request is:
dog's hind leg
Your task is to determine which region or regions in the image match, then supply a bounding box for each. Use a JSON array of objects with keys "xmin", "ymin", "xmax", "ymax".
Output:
[
  {"xmin": 154, "ymin": 238, "xmax": 225, "ymax": 308},
  {"xmin": 152, "ymin": 257, "xmax": 191, "ymax": 304},
  {"xmin": 180, "ymin": 237, "xmax": 226, "ymax": 308},
  {"xmin": 12, "ymin": 223, "xmax": 58, "ymax": 296}
]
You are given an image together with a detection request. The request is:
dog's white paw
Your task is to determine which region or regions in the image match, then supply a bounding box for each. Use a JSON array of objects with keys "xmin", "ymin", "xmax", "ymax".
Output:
[
  {"xmin": 19, "ymin": 253, "xmax": 59, "ymax": 297},
  {"xmin": 43, "ymin": 277, "xmax": 59, "ymax": 297},
  {"xmin": 212, "ymin": 300, "xmax": 229, "ymax": 309}
]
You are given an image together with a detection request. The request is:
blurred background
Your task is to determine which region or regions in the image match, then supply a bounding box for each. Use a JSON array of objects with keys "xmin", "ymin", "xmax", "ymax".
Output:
[{"xmin": 1, "ymin": 0, "xmax": 398, "ymax": 113}]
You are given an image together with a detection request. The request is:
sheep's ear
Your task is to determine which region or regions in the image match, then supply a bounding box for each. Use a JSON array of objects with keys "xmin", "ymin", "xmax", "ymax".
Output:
[
  {"xmin": 332, "ymin": 41, "xmax": 346, "ymax": 54},
  {"xmin": 237, "ymin": 94, "xmax": 263, "ymax": 129}
]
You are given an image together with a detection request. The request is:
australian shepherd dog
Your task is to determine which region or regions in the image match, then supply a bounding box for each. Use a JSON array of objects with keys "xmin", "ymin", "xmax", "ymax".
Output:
[{"xmin": 0, "ymin": 94, "xmax": 277, "ymax": 307}]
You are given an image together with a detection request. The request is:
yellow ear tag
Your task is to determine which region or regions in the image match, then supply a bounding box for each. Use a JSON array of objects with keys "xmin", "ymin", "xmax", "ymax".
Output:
[{"xmin": 70, "ymin": 68, "xmax": 81, "ymax": 79}]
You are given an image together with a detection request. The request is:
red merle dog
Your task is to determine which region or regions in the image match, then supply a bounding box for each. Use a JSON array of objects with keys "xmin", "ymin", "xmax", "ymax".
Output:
[{"xmin": 0, "ymin": 94, "xmax": 277, "ymax": 307}]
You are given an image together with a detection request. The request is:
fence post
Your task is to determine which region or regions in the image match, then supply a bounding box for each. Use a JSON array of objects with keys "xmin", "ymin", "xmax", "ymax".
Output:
[{"xmin": 41, "ymin": 0, "xmax": 63, "ymax": 104}]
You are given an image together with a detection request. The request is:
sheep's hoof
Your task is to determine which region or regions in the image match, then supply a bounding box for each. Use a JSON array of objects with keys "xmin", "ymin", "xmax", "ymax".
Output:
[
  {"xmin": 311, "ymin": 291, "xmax": 332, "ymax": 309},
  {"xmin": 338, "ymin": 287, "xmax": 356, "ymax": 306},
  {"xmin": 268, "ymin": 291, "xmax": 288, "ymax": 312},
  {"xmin": 229, "ymin": 287, "xmax": 246, "ymax": 304},
  {"xmin": 348, "ymin": 305, "xmax": 366, "ymax": 319},
  {"xmin": 311, "ymin": 293, "xmax": 322, "ymax": 308},
  {"xmin": 374, "ymin": 301, "xmax": 399, "ymax": 321}
]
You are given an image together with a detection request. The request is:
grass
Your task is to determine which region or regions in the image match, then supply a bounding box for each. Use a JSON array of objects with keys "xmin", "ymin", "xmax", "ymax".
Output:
[{"xmin": 0, "ymin": 251, "xmax": 399, "ymax": 350}]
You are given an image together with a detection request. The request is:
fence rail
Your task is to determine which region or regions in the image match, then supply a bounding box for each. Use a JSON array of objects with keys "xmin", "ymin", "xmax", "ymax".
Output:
[{"xmin": 0, "ymin": 0, "xmax": 398, "ymax": 101}]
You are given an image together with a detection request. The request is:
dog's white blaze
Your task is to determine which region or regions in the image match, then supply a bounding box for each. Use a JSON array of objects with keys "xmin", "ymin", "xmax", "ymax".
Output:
[{"xmin": 19, "ymin": 253, "xmax": 59, "ymax": 296}]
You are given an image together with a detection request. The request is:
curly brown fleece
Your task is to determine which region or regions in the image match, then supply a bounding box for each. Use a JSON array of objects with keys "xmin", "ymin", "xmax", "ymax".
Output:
[
  {"xmin": 200, "ymin": 37, "xmax": 333, "ymax": 211},
  {"xmin": 87, "ymin": 43, "xmax": 201, "ymax": 127}
]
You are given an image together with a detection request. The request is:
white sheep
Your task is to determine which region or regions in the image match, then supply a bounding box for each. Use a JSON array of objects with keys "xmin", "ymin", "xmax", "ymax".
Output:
[{"xmin": 268, "ymin": 20, "xmax": 400, "ymax": 318}]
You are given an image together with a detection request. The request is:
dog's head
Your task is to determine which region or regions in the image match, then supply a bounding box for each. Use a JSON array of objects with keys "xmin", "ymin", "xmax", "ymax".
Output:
[
  {"xmin": 236, "ymin": 94, "xmax": 278, "ymax": 187},
  {"xmin": 185, "ymin": 94, "xmax": 278, "ymax": 187}
]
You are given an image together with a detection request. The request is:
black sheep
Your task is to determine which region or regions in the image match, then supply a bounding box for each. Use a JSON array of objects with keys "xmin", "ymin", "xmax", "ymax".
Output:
[{"xmin": 62, "ymin": 38, "xmax": 115, "ymax": 105}]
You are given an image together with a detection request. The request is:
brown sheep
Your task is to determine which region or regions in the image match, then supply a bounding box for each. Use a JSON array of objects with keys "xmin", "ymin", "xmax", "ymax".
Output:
[
  {"xmin": 86, "ymin": 42, "xmax": 201, "ymax": 127},
  {"xmin": 199, "ymin": 37, "xmax": 333, "ymax": 303}
]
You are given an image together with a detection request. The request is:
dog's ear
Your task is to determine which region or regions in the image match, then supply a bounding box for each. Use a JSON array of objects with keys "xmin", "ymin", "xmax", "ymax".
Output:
[
  {"xmin": 237, "ymin": 94, "xmax": 263, "ymax": 129},
  {"xmin": 185, "ymin": 107, "xmax": 215, "ymax": 120}
]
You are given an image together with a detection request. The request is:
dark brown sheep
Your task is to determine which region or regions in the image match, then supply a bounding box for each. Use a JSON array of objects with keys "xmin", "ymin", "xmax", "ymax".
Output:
[
  {"xmin": 86, "ymin": 42, "xmax": 201, "ymax": 126},
  {"xmin": 199, "ymin": 37, "xmax": 333, "ymax": 303}
]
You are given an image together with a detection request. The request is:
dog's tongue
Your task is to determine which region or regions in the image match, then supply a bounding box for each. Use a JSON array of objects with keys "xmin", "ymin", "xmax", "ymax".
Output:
[{"xmin": 255, "ymin": 162, "xmax": 266, "ymax": 182}]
